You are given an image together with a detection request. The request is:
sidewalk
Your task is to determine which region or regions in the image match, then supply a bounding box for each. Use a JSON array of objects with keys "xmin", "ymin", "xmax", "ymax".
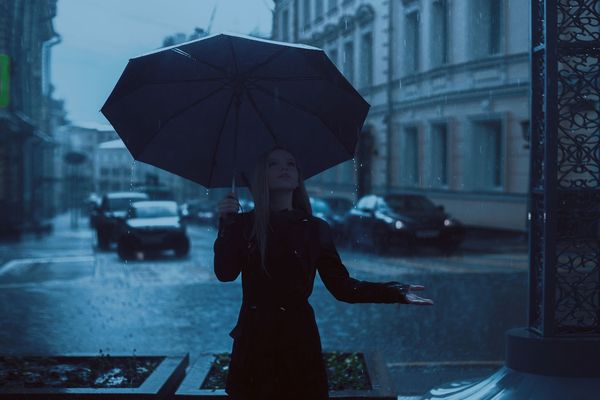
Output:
[{"xmin": 0, "ymin": 212, "xmax": 93, "ymax": 267}]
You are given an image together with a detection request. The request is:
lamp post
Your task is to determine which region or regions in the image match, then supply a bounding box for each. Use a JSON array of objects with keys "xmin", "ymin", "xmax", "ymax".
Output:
[
  {"xmin": 423, "ymin": 1, "xmax": 600, "ymax": 398},
  {"xmin": 63, "ymin": 151, "xmax": 87, "ymax": 229}
]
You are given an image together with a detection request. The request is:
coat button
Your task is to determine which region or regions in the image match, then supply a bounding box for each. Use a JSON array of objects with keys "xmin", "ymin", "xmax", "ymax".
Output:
[{"xmin": 279, "ymin": 306, "xmax": 286, "ymax": 311}]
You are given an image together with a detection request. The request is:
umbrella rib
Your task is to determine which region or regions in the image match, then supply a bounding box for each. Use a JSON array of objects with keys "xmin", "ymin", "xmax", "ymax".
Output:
[
  {"xmin": 144, "ymin": 77, "xmax": 228, "ymax": 86},
  {"xmin": 250, "ymin": 83, "xmax": 355, "ymax": 156},
  {"xmin": 228, "ymin": 36, "xmax": 240, "ymax": 74},
  {"xmin": 137, "ymin": 82, "xmax": 230, "ymax": 158},
  {"xmin": 102, "ymin": 77, "xmax": 228, "ymax": 115},
  {"xmin": 244, "ymin": 47, "xmax": 289, "ymax": 77},
  {"xmin": 249, "ymin": 76, "xmax": 324, "ymax": 82},
  {"xmin": 207, "ymin": 92, "xmax": 236, "ymax": 188},
  {"xmin": 245, "ymin": 90, "xmax": 279, "ymax": 143},
  {"xmin": 170, "ymin": 48, "xmax": 227, "ymax": 76}
]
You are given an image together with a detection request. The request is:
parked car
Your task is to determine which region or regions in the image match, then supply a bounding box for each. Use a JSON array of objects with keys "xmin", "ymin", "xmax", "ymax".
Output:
[
  {"xmin": 321, "ymin": 196, "xmax": 354, "ymax": 216},
  {"xmin": 309, "ymin": 196, "xmax": 347, "ymax": 242},
  {"xmin": 94, "ymin": 192, "xmax": 150, "ymax": 250},
  {"xmin": 117, "ymin": 200, "xmax": 190, "ymax": 260},
  {"xmin": 345, "ymin": 194, "xmax": 465, "ymax": 254},
  {"xmin": 86, "ymin": 193, "xmax": 102, "ymax": 228}
]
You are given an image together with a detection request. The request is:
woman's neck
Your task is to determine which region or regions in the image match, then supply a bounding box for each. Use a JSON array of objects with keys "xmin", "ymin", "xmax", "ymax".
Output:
[{"xmin": 269, "ymin": 190, "xmax": 293, "ymax": 212}]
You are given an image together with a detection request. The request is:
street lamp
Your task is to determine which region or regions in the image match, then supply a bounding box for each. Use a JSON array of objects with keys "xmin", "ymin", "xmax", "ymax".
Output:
[{"xmin": 64, "ymin": 151, "xmax": 87, "ymax": 229}]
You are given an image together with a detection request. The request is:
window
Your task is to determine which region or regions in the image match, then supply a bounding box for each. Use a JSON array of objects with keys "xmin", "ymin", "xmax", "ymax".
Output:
[
  {"xmin": 431, "ymin": 0, "xmax": 449, "ymax": 67},
  {"xmin": 404, "ymin": 11, "xmax": 420, "ymax": 73},
  {"xmin": 315, "ymin": 0, "xmax": 324, "ymax": 20},
  {"xmin": 403, "ymin": 127, "xmax": 419, "ymax": 186},
  {"xmin": 359, "ymin": 32, "xmax": 373, "ymax": 88},
  {"xmin": 303, "ymin": 0, "xmax": 311, "ymax": 28},
  {"xmin": 471, "ymin": 0, "xmax": 502, "ymax": 58},
  {"xmin": 281, "ymin": 9, "xmax": 290, "ymax": 41},
  {"xmin": 357, "ymin": 195, "xmax": 377, "ymax": 210},
  {"xmin": 328, "ymin": 0, "xmax": 337, "ymax": 12},
  {"xmin": 431, "ymin": 124, "xmax": 448, "ymax": 187},
  {"xmin": 472, "ymin": 120, "xmax": 503, "ymax": 189},
  {"xmin": 343, "ymin": 41, "xmax": 354, "ymax": 83}
]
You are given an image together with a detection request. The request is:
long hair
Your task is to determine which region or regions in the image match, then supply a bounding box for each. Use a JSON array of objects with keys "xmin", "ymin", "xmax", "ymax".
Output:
[{"xmin": 247, "ymin": 145, "xmax": 312, "ymax": 277}]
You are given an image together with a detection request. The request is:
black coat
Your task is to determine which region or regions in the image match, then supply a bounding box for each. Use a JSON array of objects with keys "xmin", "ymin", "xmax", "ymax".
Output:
[{"xmin": 213, "ymin": 208, "xmax": 403, "ymax": 400}]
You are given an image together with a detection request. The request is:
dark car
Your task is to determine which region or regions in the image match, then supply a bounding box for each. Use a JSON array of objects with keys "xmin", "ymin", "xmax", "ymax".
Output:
[
  {"xmin": 181, "ymin": 199, "xmax": 220, "ymax": 226},
  {"xmin": 117, "ymin": 200, "xmax": 190, "ymax": 260},
  {"xmin": 86, "ymin": 193, "xmax": 102, "ymax": 228},
  {"xmin": 94, "ymin": 192, "xmax": 150, "ymax": 250},
  {"xmin": 345, "ymin": 194, "xmax": 465, "ymax": 253},
  {"xmin": 321, "ymin": 196, "xmax": 354, "ymax": 216}
]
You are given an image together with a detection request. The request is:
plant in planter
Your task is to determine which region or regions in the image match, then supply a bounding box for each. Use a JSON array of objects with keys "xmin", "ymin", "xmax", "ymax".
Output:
[
  {"xmin": 0, "ymin": 350, "xmax": 189, "ymax": 399},
  {"xmin": 175, "ymin": 350, "xmax": 395, "ymax": 399}
]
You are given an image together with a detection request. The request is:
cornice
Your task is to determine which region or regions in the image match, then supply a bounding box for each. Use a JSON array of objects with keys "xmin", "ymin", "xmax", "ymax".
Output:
[{"xmin": 306, "ymin": 4, "xmax": 375, "ymax": 43}]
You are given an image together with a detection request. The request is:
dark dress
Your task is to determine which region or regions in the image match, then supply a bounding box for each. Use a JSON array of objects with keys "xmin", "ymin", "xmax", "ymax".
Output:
[{"xmin": 213, "ymin": 208, "xmax": 403, "ymax": 400}]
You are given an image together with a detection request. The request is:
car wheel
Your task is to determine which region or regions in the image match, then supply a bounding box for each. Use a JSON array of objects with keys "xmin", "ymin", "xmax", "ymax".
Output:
[
  {"xmin": 174, "ymin": 236, "xmax": 190, "ymax": 257},
  {"xmin": 371, "ymin": 227, "xmax": 390, "ymax": 255},
  {"xmin": 437, "ymin": 237, "xmax": 462, "ymax": 254},
  {"xmin": 118, "ymin": 236, "xmax": 140, "ymax": 261},
  {"xmin": 347, "ymin": 222, "xmax": 364, "ymax": 251},
  {"xmin": 96, "ymin": 228, "xmax": 110, "ymax": 250}
]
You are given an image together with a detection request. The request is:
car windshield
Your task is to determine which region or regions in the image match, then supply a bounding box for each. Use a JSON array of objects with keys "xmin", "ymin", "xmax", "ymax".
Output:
[
  {"xmin": 133, "ymin": 203, "xmax": 178, "ymax": 218},
  {"xmin": 311, "ymin": 198, "xmax": 332, "ymax": 214},
  {"xmin": 385, "ymin": 196, "xmax": 437, "ymax": 212},
  {"xmin": 107, "ymin": 197, "xmax": 146, "ymax": 211}
]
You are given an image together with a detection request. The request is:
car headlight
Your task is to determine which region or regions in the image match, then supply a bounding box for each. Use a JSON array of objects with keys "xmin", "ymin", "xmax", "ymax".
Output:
[
  {"xmin": 444, "ymin": 218, "xmax": 455, "ymax": 227},
  {"xmin": 379, "ymin": 214, "xmax": 394, "ymax": 224},
  {"xmin": 395, "ymin": 220, "xmax": 405, "ymax": 229}
]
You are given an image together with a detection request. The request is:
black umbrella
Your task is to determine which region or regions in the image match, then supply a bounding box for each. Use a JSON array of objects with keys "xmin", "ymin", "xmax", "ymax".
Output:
[{"xmin": 101, "ymin": 33, "xmax": 370, "ymax": 191}]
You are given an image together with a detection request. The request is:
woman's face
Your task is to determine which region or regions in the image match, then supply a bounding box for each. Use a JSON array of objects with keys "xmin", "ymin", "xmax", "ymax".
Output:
[{"xmin": 266, "ymin": 149, "xmax": 299, "ymax": 191}]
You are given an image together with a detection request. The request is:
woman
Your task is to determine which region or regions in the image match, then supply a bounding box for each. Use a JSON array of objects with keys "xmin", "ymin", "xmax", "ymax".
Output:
[{"xmin": 214, "ymin": 146, "xmax": 433, "ymax": 400}]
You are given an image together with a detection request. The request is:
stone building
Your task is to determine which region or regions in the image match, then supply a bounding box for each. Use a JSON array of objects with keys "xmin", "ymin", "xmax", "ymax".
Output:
[
  {"xmin": 0, "ymin": 0, "xmax": 62, "ymax": 237},
  {"xmin": 94, "ymin": 138, "xmax": 204, "ymax": 205},
  {"xmin": 53, "ymin": 123, "xmax": 119, "ymax": 214},
  {"xmin": 272, "ymin": 0, "xmax": 530, "ymax": 230}
]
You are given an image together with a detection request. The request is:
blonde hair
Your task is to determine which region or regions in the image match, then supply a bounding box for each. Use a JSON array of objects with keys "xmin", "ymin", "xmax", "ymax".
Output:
[{"xmin": 247, "ymin": 146, "xmax": 312, "ymax": 277}]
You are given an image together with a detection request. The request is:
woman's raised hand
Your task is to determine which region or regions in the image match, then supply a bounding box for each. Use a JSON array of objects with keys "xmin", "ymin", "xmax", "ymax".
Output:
[
  {"xmin": 385, "ymin": 282, "xmax": 434, "ymax": 305},
  {"xmin": 216, "ymin": 192, "xmax": 241, "ymax": 222}
]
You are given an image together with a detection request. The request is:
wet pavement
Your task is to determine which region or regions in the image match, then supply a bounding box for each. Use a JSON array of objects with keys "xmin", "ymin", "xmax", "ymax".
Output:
[{"xmin": 0, "ymin": 213, "xmax": 528, "ymax": 397}]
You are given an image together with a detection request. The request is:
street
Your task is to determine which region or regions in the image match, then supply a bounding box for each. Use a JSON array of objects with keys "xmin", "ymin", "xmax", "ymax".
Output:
[{"xmin": 0, "ymin": 213, "xmax": 528, "ymax": 396}]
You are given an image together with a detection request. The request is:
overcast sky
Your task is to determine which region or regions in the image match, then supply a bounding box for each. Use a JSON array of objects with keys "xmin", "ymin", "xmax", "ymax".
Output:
[{"xmin": 51, "ymin": 0, "xmax": 274, "ymax": 126}]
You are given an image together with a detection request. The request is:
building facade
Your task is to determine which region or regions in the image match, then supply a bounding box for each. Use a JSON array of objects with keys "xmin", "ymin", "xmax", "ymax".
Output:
[
  {"xmin": 272, "ymin": 0, "xmax": 530, "ymax": 230},
  {"xmin": 0, "ymin": 0, "xmax": 62, "ymax": 237},
  {"xmin": 94, "ymin": 138, "xmax": 204, "ymax": 205},
  {"xmin": 53, "ymin": 124, "xmax": 119, "ymax": 214}
]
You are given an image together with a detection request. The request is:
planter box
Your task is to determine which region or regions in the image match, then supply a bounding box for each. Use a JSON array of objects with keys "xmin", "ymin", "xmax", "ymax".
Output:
[
  {"xmin": 0, "ymin": 353, "xmax": 189, "ymax": 399},
  {"xmin": 175, "ymin": 350, "xmax": 396, "ymax": 399}
]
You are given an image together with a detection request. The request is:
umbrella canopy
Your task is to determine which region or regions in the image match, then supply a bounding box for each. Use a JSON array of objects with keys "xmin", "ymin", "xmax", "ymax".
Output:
[{"xmin": 101, "ymin": 33, "xmax": 370, "ymax": 189}]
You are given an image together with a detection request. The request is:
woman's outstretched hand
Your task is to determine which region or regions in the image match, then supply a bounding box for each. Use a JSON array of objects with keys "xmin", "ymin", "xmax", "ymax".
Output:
[
  {"xmin": 386, "ymin": 282, "xmax": 434, "ymax": 305},
  {"xmin": 216, "ymin": 192, "xmax": 241, "ymax": 223}
]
